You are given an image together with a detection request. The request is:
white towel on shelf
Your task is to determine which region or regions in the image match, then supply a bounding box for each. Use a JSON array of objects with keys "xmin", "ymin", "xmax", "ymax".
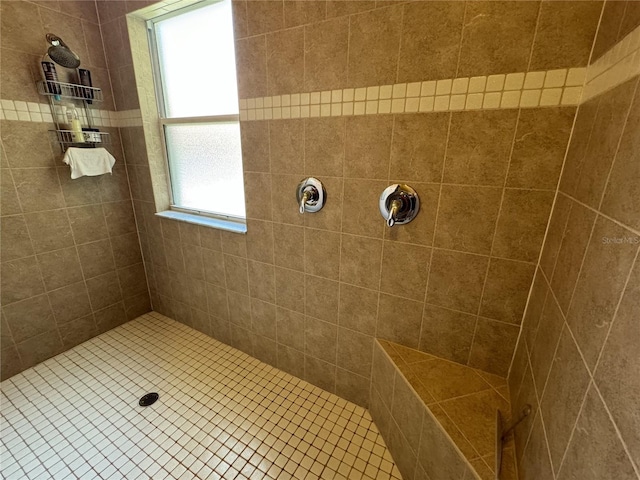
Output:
[{"xmin": 63, "ymin": 147, "xmax": 116, "ymax": 179}]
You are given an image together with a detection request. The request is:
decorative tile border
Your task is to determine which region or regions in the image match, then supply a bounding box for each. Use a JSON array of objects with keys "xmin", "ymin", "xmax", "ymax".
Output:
[
  {"xmin": 0, "ymin": 100, "xmax": 142, "ymax": 128},
  {"xmin": 583, "ymin": 24, "xmax": 640, "ymax": 102},
  {"xmin": 238, "ymin": 68, "xmax": 586, "ymax": 121}
]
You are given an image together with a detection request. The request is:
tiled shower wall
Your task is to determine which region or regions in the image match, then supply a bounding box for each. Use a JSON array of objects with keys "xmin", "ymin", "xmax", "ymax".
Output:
[
  {"xmin": 108, "ymin": 0, "xmax": 605, "ymax": 407},
  {"xmin": 0, "ymin": 1, "xmax": 150, "ymax": 380},
  {"xmin": 508, "ymin": 2, "xmax": 640, "ymax": 479}
]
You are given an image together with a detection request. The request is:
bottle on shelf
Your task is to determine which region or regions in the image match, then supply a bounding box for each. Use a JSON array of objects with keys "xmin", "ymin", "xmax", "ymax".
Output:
[
  {"xmin": 77, "ymin": 68, "xmax": 94, "ymax": 104},
  {"xmin": 66, "ymin": 104, "xmax": 85, "ymax": 143},
  {"xmin": 41, "ymin": 61, "xmax": 62, "ymax": 101}
]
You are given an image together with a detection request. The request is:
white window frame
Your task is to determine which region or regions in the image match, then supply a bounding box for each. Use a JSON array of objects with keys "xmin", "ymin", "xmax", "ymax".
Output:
[{"xmin": 147, "ymin": 0, "xmax": 246, "ymax": 232}]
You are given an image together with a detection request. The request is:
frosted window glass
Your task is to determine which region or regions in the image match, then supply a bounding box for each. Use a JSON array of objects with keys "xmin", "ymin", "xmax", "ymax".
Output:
[
  {"xmin": 155, "ymin": 0, "xmax": 239, "ymax": 117},
  {"xmin": 165, "ymin": 123, "xmax": 245, "ymax": 218}
]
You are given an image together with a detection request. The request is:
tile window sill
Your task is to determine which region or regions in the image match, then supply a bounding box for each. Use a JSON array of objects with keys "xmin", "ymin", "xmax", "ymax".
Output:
[{"xmin": 155, "ymin": 210, "xmax": 246, "ymax": 234}]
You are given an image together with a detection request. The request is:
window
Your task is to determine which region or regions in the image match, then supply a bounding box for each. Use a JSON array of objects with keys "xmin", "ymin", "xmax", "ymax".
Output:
[{"xmin": 149, "ymin": 0, "xmax": 246, "ymax": 223}]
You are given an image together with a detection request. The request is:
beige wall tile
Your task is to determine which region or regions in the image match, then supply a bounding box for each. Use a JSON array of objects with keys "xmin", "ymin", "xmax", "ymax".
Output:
[
  {"xmin": 240, "ymin": 121, "xmax": 270, "ymax": 173},
  {"xmin": 37, "ymin": 247, "xmax": 83, "ymax": 291},
  {"xmin": 1, "ymin": 216, "xmax": 34, "ymax": 262},
  {"xmin": 86, "ymin": 271, "xmax": 123, "ymax": 311},
  {"xmin": 228, "ymin": 291, "xmax": 252, "ymax": 330},
  {"xmin": 567, "ymin": 216, "xmax": 638, "ymax": 370},
  {"xmin": 277, "ymin": 343, "xmax": 305, "ymax": 378},
  {"xmin": 530, "ymin": 1, "xmax": 602, "ymax": 70},
  {"xmin": 13, "ymin": 168, "xmax": 65, "ymax": 213},
  {"xmin": 540, "ymin": 326, "xmax": 591, "ymax": 472},
  {"xmin": 273, "ymin": 223, "xmax": 304, "ymax": 271},
  {"xmin": 590, "ymin": 0, "xmax": 627, "ymax": 61},
  {"xmin": 539, "ymin": 194, "xmax": 571, "ymax": 279},
  {"xmin": 390, "ymin": 113, "xmax": 448, "ymax": 183},
  {"xmin": 246, "ymin": 0, "xmax": 284, "ymax": 35},
  {"xmin": 235, "ymin": 35, "xmax": 268, "ymax": 98},
  {"xmin": 468, "ymin": 318, "xmax": 519, "ymax": 376},
  {"xmin": 276, "ymin": 306, "xmax": 305, "ymax": 351},
  {"xmin": 326, "ymin": 0, "xmax": 374, "ymax": 18},
  {"xmin": 304, "ymin": 275, "xmax": 339, "ymax": 323},
  {"xmin": 118, "ymin": 263, "xmax": 147, "ymax": 299},
  {"xmin": 419, "ymin": 304, "xmax": 476, "ymax": 365},
  {"xmin": 338, "ymin": 283, "xmax": 378, "ymax": 335},
  {"xmin": 207, "ymin": 284, "xmax": 229, "ymax": 320},
  {"xmin": 508, "ymin": 107, "xmax": 575, "ymax": 190},
  {"xmin": 0, "ymin": 1, "xmax": 45, "ymax": 55},
  {"xmin": 556, "ymin": 385, "xmax": 638, "ymax": 480},
  {"xmin": 248, "ymin": 260, "xmax": 276, "ymax": 303},
  {"xmin": 550, "ymin": 200, "xmax": 597, "ymax": 314},
  {"xmin": 457, "ymin": 1, "xmax": 540, "ymax": 77},
  {"xmin": 0, "ymin": 49, "xmax": 41, "ymax": 104},
  {"xmin": 380, "ymin": 242, "xmax": 430, "ymax": 301},
  {"xmin": 386, "ymin": 416, "xmax": 418, "ymax": 479},
  {"xmin": 418, "ymin": 407, "xmax": 469, "ymax": 480},
  {"xmin": 1, "ymin": 343, "xmax": 23, "ymax": 381},
  {"xmin": 520, "ymin": 270, "xmax": 548, "ymax": 350},
  {"xmin": 492, "ymin": 189, "xmax": 554, "ymax": 262},
  {"xmin": 341, "ymin": 179, "xmax": 386, "ymax": 239},
  {"xmin": 347, "ymin": 6, "xmax": 402, "ymax": 87},
  {"xmin": 435, "ymin": 185, "xmax": 502, "ymax": 255},
  {"xmin": 304, "ymin": 118, "xmax": 345, "ymax": 177},
  {"xmin": 304, "ymin": 316, "xmax": 337, "ymax": 363},
  {"xmin": 304, "ymin": 16, "xmax": 349, "ymax": 91},
  {"xmin": 246, "ymin": 219, "xmax": 274, "ymax": 264},
  {"xmin": 16, "ymin": 331, "xmax": 63, "ymax": 370},
  {"xmin": 25, "ymin": 210, "xmax": 75, "ymax": 254},
  {"xmin": 251, "ymin": 297, "xmax": 276, "ymax": 339},
  {"xmin": 67, "ymin": 205, "xmax": 109, "ymax": 245},
  {"xmin": 59, "ymin": 314, "xmax": 97, "ymax": 350},
  {"xmin": 3, "ymin": 294, "xmax": 56, "ymax": 343},
  {"xmin": 344, "ymin": 115, "xmax": 393, "ymax": 180},
  {"xmin": 266, "ymin": 27, "xmax": 304, "ymax": 95},
  {"xmin": 444, "ymin": 110, "xmax": 518, "ymax": 187},
  {"xmin": 270, "ymin": 174, "xmax": 304, "ymax": 225},
  {"xmin": 595, "ymin": 259, "xmax": 640, "ymax": 468},
  {"xmin": 559, "ymin": 97, "xmax": 600, "ymax": 197},
  {"xmin": 48, "ymin": 282, "xmax": 92, "ymax": 324},
  {"xmin": 1, "ymin": 256, "xmax": 45, "ymax": 305},
  {"xmin": 304, "ymin": 354, "xmax": 336, "ymax": 392},
  {"xmin": 111, "ymin": 233, "xmax": 143, "ymax": 268},
  {"xmin": 377, "ymin": 293, "xmax": 423, "ymax": 349},
  {"xmin": 601, "ymin": 85, "xmax": 640, "ymax": 231},
  {"xmin": 221, "ymin": 230, "xmax": 247, "ymax": 258},
  {"xmin": 304, "ymin": 228, "xmax": 340, "ymax": 281},
  {"xmin": 1, "ymin": 171, "xmax": 22, "ymax": 217},
  {"xmin": 574, "ymin": 78, "xmax": 638, "ymax": 209},
  {"xmin": 397, "ymin": 2, "xmax": 464, "ymax": 83},
  {"xmin": 94, "ymin": 302, "xmax": 127, "ymax": 334},
  {"xmin": 391, "ymin": 373, "xmax": 425, "ymax": 451},
  {"xmin": 480, "ymin": 259, "xmax": 535, "ymax": 325},
  {"xmin": 275, "ymin": 266, "xmax": 304, "ymax": 312},
  {"xmin": 284, "ymin": 1, "xmax": 325, "ymax": 28},
  {"xmin": 245, "ymin": 172, "xmax": 272, "ymax": 221},
  {"xmin": 339, "ymin": 234, "xmax": 382, "ymax": 289},
  {"xmin": 224, "ymin": 254, "xmax": 249, "ymax": 295},
  {"xmin": 335, "ymin": 367, "xmax": 369, "ymax": 408},
  {"xmin": 427, "ymin": 249, "xmax": 488, "ymax": 314},
  {"xmin": 269, "ymin": 120, "xmax": 304, "ymax": 174},
  {"xmin": 336, "ymin": 327, "xmax": 373, "ymax": 377}
]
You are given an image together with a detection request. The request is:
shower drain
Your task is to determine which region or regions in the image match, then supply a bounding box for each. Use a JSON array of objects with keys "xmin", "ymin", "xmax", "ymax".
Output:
[{"xmin": 139, "ymin": 392, "xmax": 159, "ymax": 407}]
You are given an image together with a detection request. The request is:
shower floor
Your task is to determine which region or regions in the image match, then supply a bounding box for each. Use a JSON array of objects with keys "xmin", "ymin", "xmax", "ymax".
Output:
[{"xmin": 0, "ymin": 313, "xmax": 402, "ymax": 480}]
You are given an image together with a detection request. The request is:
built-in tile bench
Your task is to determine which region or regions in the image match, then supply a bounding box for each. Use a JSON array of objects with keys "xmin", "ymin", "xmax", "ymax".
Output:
[{"xmin": 369, "ymin": 340, "xmax": 517, "ymax": 480}]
